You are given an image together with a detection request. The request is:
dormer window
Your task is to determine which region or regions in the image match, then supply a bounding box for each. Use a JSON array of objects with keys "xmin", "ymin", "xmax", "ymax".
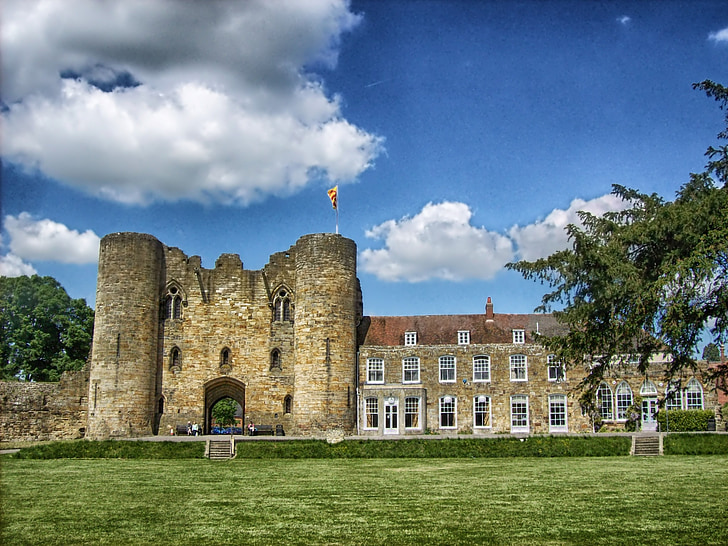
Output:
[
  {"xmin": 512, "ymin": 329, "xmax": 525, "ymax": 344},
  {"xmin": 458, "ymin": 331, "xmax": 470, "ymax": 345},
  {"xmin": 404, "ymin": 332, "xmax": 417, "ymax": 346}
]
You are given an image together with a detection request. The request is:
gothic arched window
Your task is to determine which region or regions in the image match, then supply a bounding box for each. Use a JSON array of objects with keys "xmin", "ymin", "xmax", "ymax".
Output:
[
  {"xmin": 273, "ymin": 289, "xmax": 293, "ymax": 322},
  {"xmin": 284, "ymin": 395, "xmax": 292, "ymax": 414},
  {"xmin": 170, "ymin": 347, "xmax": 181, "ymax": 371},
  {"xmin": 164, "ymin": 285, "xmax": 183, "ymax": 320},
  {"xmin": 270, "ymin": 349, "xmax": 282, "ymax": 370}
]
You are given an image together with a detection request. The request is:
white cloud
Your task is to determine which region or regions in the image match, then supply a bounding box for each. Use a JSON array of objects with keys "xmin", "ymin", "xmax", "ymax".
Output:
[
  {"xmin": 3, "ymin": 213, "xmax": 100, "ymax": 264},
  {"xmin": 360, "ymin": 194, "xmax": 628, "ymax": 282},
  {"xmin": 509, "ymin": 194, "xmax": 628, "ymax": 262},
  {"xmin": 708, "ymin": 27, "xmax": 728, "ymax": 43},
  {"xmin": 1, "ymin": 0, "xmax": 383, "ymax": 205},
  {"xmin": 360, "ymin": 202, "xmax": 514, "ymax": 282},
  {"xmin": 0, "ymin": 254, "xmax": 37, "ymax": 277},
  {"xmin": 617, "ymin": 15, "xmax": 631, "ymax": 25}
]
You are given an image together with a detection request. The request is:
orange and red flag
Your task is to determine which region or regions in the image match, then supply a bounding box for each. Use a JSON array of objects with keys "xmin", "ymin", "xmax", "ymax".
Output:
[{"xmin": 327, "ymin": 186, "xmax": 338, "ymax": 210}]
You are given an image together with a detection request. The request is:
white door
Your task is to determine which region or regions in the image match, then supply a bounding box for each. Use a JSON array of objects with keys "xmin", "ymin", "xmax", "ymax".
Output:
[
  {"xmin": 384, "ymin": 399, "xmax": 399, "ymax": 434},
  {"xmin": 641, "ymin": 398, "xmax": 658, "ymax": 431}
]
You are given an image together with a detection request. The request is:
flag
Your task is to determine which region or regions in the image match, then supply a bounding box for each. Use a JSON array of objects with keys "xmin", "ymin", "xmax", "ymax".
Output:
[{"xmin": 327, "ymin": 186, "xmax": 338, "ymax": 210}]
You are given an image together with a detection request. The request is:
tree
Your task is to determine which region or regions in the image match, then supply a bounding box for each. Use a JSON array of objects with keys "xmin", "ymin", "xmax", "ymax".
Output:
[
  {"xmin": 0, "ymin": 275, "xmax": 94, "ymax": 381},
  {"xmin": 508, "ymin": 81, "xmax": 728, "ymax": 406},
  {"xmin": 211, "ymin": 397, "xmax": 238, "ymax": 429},
  {"xmin": 702, "ymin": 343, "xmax": 721, "ymax": 363}
]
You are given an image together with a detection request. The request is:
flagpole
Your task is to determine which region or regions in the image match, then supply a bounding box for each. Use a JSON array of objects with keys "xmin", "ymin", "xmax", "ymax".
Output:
[{"xmin": 336, "ymin": 195, "xmax": 339, "ymax": 234}]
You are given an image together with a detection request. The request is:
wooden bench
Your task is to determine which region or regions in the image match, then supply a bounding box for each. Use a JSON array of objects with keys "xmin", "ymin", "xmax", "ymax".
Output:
[
  {"xmin": 175, "ymin": 425, "xmax": 189, "ymax": 436},
  {"xmin": 250, "ymin": 424, "xmax": 275, "ymax": 436}
]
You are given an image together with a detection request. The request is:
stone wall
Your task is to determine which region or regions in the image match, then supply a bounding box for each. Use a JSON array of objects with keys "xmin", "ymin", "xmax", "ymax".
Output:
[{"xmin": 0, "ymin": 369, "xmax": 89, "ymax": 442}]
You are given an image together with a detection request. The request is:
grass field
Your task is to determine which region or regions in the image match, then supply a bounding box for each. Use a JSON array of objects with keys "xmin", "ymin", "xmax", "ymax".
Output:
[{"xmin": 2, "ymin": 455, "xmax": 726, "ymax": 545}]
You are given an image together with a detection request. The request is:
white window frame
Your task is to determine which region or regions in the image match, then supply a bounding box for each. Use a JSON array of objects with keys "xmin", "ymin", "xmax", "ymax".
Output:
[
  {"xmin": 439, "ymin": 396, "xmax": 457, "ymax": 429},
  {"xmin": 685, "ymin": 379, "xmax": 703, "ymax": 410},
  {"xmin": 509, "ymin": 354, "xmax": 528, "ymax": 382},
  {"xmin": 473, "ymin": 395, "xmax": 491, "ymax": 429},
  {"xmin": 512, "ymin": 329, "xmax": 525, "ymax": 344},
  {"xmin": 402, "ymin": 357, "xmax": 420, "ymax": 384},
  {"xmin": 615, "ymin": 381, "xmax": 633, "ymax": 421},
  {"xmin": 404, "ymin": 396, "xmax": 421, "ymax": 430},
  {"xmin": 439, "ymin": 355, "xmax": 456, "ymax": 383},
  {"xmin": 364, "ymin": 397, "xmax": 379, "ymax": 430},
  {"xmin": 548, "ymin": 394, "xmax": 568, "ymax": 432},
  {"xmin": 596, "ymin": 382, "xmax": 613, "ymax": 420},
  {"xmin": 458, "ymin": 330, "xmax": 470, "ymax": 345},
  {"xmin": 547, "ymin": 354, "xmax": 564, "ymax": 382},
  {"xmin": 666, "ymin": 382, "xmax": 683, "ymax": 411},
  {"xmin": 510, "ymin": 395, "xmax": 529, "ymax": 433},
  {"xmin": 366, "ymin": 358, "xmax": 384, "ymax": 384},
  {"xmin": 473, "ymin": 355, "xmax": 491, "ymax": 382},
  {"xmin": 404, "ymin": 331, "xmax": 417, "ymax": 346}
]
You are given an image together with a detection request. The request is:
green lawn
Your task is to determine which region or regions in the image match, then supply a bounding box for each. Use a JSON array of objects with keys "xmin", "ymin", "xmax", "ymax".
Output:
[{"xmin": 2, "ymin": 456, "xmax": 726, "ymax": 545}]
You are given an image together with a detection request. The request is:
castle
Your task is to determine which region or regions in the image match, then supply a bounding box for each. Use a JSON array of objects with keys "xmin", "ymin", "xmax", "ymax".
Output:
[{"xmin": 0, "ymin": 232, "xmax": 719, "ymax": 441}]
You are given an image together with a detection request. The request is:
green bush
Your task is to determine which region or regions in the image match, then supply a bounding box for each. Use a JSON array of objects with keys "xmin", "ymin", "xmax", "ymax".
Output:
[
  {"xmin": 656, "ymin": 409, "xmax": 715, "ymax": 432},
  {"xmin": 10, "ymin": 440, "xmax": 205, "ymax": 459},
  {"xmin": 664, "ymin": 433, "xmax": 728, "ymax": 455}
]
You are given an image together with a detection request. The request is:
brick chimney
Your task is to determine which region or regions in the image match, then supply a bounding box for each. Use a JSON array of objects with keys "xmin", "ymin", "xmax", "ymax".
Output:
[{"xmin": 485, "ymin": 297, "xmax": 494, "ymax": 321}]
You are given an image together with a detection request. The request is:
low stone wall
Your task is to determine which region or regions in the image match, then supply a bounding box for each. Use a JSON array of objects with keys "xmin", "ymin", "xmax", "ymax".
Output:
[{"xmin": 0, "ymin": 368, "xmax": 89, "ymax": 442}]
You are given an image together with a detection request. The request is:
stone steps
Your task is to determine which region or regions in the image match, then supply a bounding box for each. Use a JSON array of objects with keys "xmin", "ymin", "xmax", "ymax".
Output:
[
  {"xmin": 632, "ymin": 435, "xmax": 661, "ymax": 456},
  {"xmin": 207, "ymin": 439, "xmax": 233, "ymax": 460}
]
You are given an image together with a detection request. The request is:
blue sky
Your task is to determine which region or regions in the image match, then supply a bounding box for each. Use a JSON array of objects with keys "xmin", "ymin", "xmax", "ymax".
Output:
[{"xmin": 1, "ymin": 0, "xmax": 727, "ymax": 319}]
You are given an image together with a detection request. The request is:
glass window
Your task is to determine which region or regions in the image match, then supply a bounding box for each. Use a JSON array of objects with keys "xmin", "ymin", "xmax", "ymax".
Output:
[
  {"xmin": 640, "ymin": 379, "xmax": 658, "ymax": 396},
  {"xmin": 402, "ymin": 357, "xmax": 420, "ymax": 384},
  {"xmin": 596, "ymin": 383, "xmax": 613, "ymax": 420},
  {"xmin": 615, "ymin": 381, "xmax": 633, "ymax": 420},
  {"xmin": 473, "ymin": 355, "xmax": 490, "ymax": 382},
  {"xmin": 364, "ymin": 398, "xmax": 379, "ymax": 429},
  {"xmin": 273, "ymin": 289, "xmax": 292, "ymax": 322},
  {"xmin": 474, "ymin": 396, "xmax": 491, "ymax": 428},
  {"xmin": 270, "ymin": 349, "xmax": 281, "ymax": 370},
  {"xmin": 367, "ymin": 358, "xmax": 384, "ymax": 384},
  {"xmin": 513, "ymin": 329, "xmax": 525, "ymax": 344},
  {"xmin": 510, "ymin": 354, "xmax": 527, "ymax": 381},
  {"xmin": 284, "ymin": 395, "xmax": 292, "ymax": 414},
  {"xmin": 510, "ymin": 395, "xmax": 529, "ymax": 433},
  {"xmin": 685, "ymin": 379, "xmax": 703, "ymax": 410},
  {"xmin": 458, "ymin": 331, "xmax": 470, "ymax": 345},
  {"xmin": 439, "ymin": 356, "xmax": 456, "ymax": 383},
  {"xmin": 405, "ymin": 397, "xmax": 420, "ymax": 429},
  {"xmin": 547, "ymin": 354, "xmax": 564, "ymax": 382},
  {"xmin": 439, "ymin": 396, "xmax": 457, "ymax": 428},
  {"xmin": 666, "ymin": 382, "xmax": 682, "ymax": 411},
  {"xmin": 170, "ymin": 347, "xmax": 181, "ymax": 370},
  {"xmin": 404, "ymin": 332, "xmax": 417, "ymax": 346},
  {"xmin": 549, "ymin": 394, "xmax": 568, "ymax": 432}
]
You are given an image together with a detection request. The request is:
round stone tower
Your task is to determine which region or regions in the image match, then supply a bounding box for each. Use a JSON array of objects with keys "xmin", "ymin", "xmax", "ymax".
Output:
[
  {"xmin": 87, "ymin": 233, "xmax": 165, "ymax": 439},
  {"xmin": 292, "ymin": 233, "xmax": 359, "ymax": 433}
]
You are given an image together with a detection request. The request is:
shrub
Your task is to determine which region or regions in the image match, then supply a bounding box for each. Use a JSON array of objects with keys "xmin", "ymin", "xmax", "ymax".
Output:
[
  {"xmin": 656, "ymin": 409, "xmax": 715, "ymax": 432},
  {"xmin": 664, "ymin": 433, "xmax": 728, "ymax": 455}
]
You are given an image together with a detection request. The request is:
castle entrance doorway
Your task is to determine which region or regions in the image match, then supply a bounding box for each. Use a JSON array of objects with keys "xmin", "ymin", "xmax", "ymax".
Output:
[{"xmin": 204, "ymin": 377, "xmax": 246, "ymax": 434}]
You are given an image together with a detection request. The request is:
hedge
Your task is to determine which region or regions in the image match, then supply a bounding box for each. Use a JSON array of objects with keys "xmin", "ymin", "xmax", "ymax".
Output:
[{"xmin": 656, "ymin": 409, "xmax": 715, "ymax": 432}]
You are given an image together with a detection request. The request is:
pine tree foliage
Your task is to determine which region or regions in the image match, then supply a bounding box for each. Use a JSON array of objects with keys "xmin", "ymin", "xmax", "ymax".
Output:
[
  {"xmin": 0, "ymin": 275, "xmax": 94, "ymax": 381},
  {"xmin": 508, "ymin": 81, "xmax": 728, "ymax": 405}
]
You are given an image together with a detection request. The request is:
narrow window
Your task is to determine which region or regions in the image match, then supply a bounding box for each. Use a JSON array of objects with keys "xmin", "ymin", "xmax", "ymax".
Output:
[
  {"xmin": 474, "ymin": 395, "xmax": 491, "ymax": 428},
  {"xmin": 404, "ymin": 331, "xmax": 417, "ymax": 346},
  {"xmin": 666, "ymin": 381, "xmax": 682, "ymax": 411},
  {"xmin": 273, "ymin": 289, "xmax": 293, "ymax": 323},
  {"xmin": 221, "ymin": 348, "xmax": 230, "ymax": 367},
  {"xmin": 685, "ymin": 379, "xmax": 703, "ymax": 410},
  {"xmin": 615, "ymin": 381, "xmax": 633, "ymax": 420},
  {"xmin": 510, "ymin": 395, "xmax": 529, "ymax": 433},
  {"xmin": 512, "ymin": 329, "xmax": 525, "ymax": 344},
  {"xmin": 548, "ymin": 394, "xmax": 568, "ymax": 432},
  {"xmin": 439, "ymin": 355, "xmax": 456, "ymax": 383},
  {"xmin": 458, "ymin": 330, "xmax": 470, "ymax": 345},
  {"xmin": 365, "ymin": 397, "xmax": 379, "ymax": 429},
  {"xmin": 547, "ymin": 354, "xmax": 564, "ymax": 382},
  {"xmin": 439, "ymin": 396, "xmax": 457, "ymax": 429},
  {"xmin": 510, "ymin": 354, "xmax": 527, "ymax": 381},
  {"xmin": 270, "ymin": 349, "xmax": 281, "ymax": 370},
  {"xmin": 173, "ymin": 296, "xmax": 182, "ymax": 319},
  {"xmin": 367, "ymin": 358, "xmax": 384, "ymax": 384},
  {"xmin": 284, "ymin": 395, "xmax": 292, "ymax": 414},
  {"xmin": 404, "ymin": 397, "xmax": 420, "ymax": 429},
  {"xmin": 170, "ymin": 347, "xmax": 181, "ymax": 371},
  {"xmin": 596, "ymin": 382, "xmax": 613, "ymax": 420},
  {"xmin": 473, "ymin": 355, "xmax": 490, "ymax": 382},
  {"xmin": 402, "ymin": 357, "xmax": 420, "ymax": 384}
]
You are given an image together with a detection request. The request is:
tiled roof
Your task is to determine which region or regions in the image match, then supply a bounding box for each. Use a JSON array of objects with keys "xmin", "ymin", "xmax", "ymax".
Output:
[{"xmin": 358, "ymin": 312, "xmax": 566, "ymax": 347}]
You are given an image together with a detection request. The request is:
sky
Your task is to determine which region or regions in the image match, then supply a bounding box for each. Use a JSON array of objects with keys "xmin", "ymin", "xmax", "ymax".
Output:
[{"xmin": 1, "ymin": 0, "xmax": 727, "ymax": 320}]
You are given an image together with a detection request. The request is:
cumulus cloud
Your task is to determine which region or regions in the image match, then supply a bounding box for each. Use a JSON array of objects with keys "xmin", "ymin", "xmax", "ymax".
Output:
[
  {"xmin": 360, "ymin": 195, "xmax": 628, "ymax": 282},
  {"xmin": 0, "ymin": 254, "xmax": 38, "ymax": 277},
  {"xmin": 360, "ymin": 202, "xmax": 514, "ymax": 282},
  {"xmin": 509, "ymin": 194, "xmax": 629, "ymax": 262},
  {"xmin": 3, "ymin": 213, "xmax": 100, "ymax": 264},
  {"xmin": 708, "ymin": 27, "xmax": 728, "ymax": 43},
  {"xmin": 1, "ymin": 0, "xmax": 383, "ymax": 205}
]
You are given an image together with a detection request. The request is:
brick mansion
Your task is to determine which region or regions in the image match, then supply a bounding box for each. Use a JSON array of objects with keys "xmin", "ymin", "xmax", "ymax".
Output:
[{"xmin": 0, "ymin": 231, "xmax": 719, "ymax": 441}]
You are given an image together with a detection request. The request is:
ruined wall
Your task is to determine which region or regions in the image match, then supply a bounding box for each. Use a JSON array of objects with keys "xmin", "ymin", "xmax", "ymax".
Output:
[{"xmin": 0, "ymin": 369, "xmax": 89, "ymax": 442}]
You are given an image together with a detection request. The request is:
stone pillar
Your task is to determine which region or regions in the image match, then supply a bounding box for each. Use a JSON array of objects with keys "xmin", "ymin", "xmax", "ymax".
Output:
[
  {"xmin": 87, "ymin": 233, "xmax": 165, "ymax": 439},
  {"xmin": 293, "ymin": 234, "xmax": 358, "ymax": 433}
]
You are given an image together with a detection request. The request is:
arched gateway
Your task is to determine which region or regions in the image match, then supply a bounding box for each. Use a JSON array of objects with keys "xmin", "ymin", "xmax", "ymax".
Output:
[{"xmin": 204, "ymin": 377, "xmax": 246, "ymax": 434}]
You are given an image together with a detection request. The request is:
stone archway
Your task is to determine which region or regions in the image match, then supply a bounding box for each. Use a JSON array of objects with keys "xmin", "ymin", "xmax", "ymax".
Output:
[{"xmin": 204, "ymin": 377, "xmax": 246, "ymax": 434}]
